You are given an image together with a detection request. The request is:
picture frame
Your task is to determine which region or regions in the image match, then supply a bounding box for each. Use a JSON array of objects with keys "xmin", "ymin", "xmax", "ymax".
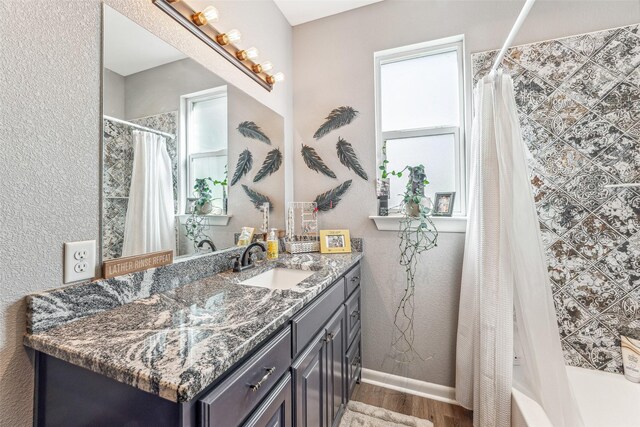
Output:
[
  {"xmin": 433, "ymin": 192, "xmax": 456, "ymax": 217},
  {"xmin": 319, "ymin": 229, "xmax": 352, "ymax": 254}
]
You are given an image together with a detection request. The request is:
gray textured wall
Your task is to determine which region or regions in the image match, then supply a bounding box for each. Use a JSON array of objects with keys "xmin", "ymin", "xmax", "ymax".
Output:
[
  {"xmin": 122, "ymin": 58, "xmax": 226, "ymax": 119},
  {"xmin": 292, "ymin": 0, "xmax": 640, "ymax": 387},
  {"xmin": 0, "ymin": 1, "xmax": 291, "ymax": 425},
  {"xmin": 103, "ymin": 68, "xmax": 125, "ymax": 119}
]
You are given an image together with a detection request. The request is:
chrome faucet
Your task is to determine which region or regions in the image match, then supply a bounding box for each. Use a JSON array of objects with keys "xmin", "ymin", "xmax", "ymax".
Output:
[{"xmin": 233, "ymin": 242, "xmax": 266, "ymax": 272}]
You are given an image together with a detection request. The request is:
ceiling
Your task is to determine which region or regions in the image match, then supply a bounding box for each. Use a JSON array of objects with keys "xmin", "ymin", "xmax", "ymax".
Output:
[
  {"xmin": 103, "ymin": 6, "xmax": 187, "ymax": 76},
  {"xmin": 274, "ymin": 0, "xmax": 383, "ymax": 26}
]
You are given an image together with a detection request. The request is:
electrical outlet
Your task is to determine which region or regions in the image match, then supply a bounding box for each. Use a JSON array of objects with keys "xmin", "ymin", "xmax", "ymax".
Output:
[{"xmin": 64, "ymin": 240, "xmax": 96, "ymax": 283}]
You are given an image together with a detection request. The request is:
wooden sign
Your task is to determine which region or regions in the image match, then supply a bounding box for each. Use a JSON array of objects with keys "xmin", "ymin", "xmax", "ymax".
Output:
[{"xmin": 102, "ymin": 250, "xmax": 173, "ymax": 279}]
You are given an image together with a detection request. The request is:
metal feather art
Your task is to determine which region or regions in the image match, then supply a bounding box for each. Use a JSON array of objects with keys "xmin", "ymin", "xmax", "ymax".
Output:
[
  {"xmin": 242, "ymin": 185, "xmax": 272, "ymax": 210},
  {"xmin": 237, "ymin": 121, "xmax": 271, "ymax": 144},
  {"xmin": 336, "ymin": 138, "xmax": 368, "ymax": 181},
  {"xmin": 230, "ymin": 149, "xmax": 253, "ymax": 186},
  {"xmin": 301, "ymin": 145, "xmax": 336, "ymax": 178},
  {"xmin": 314, "ymin": 180, "xmax": 353, "ymax": 212},
  {"xmin": 253, "ymin": 148, "xmax": 282, "ymax": 182},
  {"xmin": 313, "ymin": 106, "xmax": 359, "ymax": 140}
]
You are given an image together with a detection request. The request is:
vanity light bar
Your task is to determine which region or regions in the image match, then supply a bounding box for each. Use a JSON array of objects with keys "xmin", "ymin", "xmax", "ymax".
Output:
[{"xmin": 152, "ymin": 0, "xmax": 284, "ymax": 92}]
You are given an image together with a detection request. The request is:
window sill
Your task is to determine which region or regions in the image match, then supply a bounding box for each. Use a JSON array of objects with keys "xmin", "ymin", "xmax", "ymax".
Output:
[
  {"xmin": 176, "ymin": 214, "xmax": 232, "ymax": 226},
  {"xmin": 369, "ymin": 215, "xmax": 467, "ymax": 233}
]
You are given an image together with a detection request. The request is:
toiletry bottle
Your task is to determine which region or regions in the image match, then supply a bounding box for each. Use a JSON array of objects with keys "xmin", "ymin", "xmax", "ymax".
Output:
[
  {"xmin": 267, "ymin": 228, "xmax": 279, "ymax": 260},
  {"xmin": 621, "ymin": 333, "xmax": 640, "ymax": 383}
]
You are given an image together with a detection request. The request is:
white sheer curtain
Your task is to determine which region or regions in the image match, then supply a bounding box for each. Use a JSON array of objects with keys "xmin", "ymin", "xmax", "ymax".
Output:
[
  {"xmin": 122, "ymin": 130, "xmax": 175, "ymax": 257},
  {"xmin": 455, "ymin": 71, "xmax": 583, "ymax": 427}
]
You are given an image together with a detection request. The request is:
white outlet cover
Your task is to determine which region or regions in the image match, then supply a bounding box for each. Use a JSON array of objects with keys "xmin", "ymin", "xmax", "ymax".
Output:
[{"xmin": 64, "ymin": 240, "xmax": 96, "ymax": 283}]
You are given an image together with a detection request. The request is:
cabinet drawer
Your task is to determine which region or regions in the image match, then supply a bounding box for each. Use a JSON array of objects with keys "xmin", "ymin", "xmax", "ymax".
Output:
[
  {"xmin": 345, "ymin": 288, "xmax": 361, "ymax": 348},
  {"xmin": 199, "ymin": 328, "xmax": 292, "ymax": 427},
  {"xmin": 344, "ymin": 265, "xmax": 361, "ymax": 298},
  {"xmin": 292, "ymin": 278, "xmax": 345, "ymax": 357},
  {"xmin": 242, "ymin": 373, "xmax": 292, "ymax": 427},
  {"xmin": 345, "ymin": 332, "xmax": 361, "ymax": 401}
]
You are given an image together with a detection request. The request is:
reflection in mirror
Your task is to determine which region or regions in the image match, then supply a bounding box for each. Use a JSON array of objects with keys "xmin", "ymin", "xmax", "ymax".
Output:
[{"xmin": 102, "ymin": 6, "xmax": 284, "ymax": 262}]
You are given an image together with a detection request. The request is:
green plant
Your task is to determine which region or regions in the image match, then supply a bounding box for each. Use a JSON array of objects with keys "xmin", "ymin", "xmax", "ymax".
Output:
[
  {"xmin": 379, "ymin": 160, "xmax": 430, "ymax": 206},
  {"xmin": 193, "ymin": 177, "xmax": 227, "ymax": 212},
  {"xmin": 380, "ymin": 161, "xmax": 439, "ymax": 363},
  {"xmin": 185, "ymin": 176, "xmax": 227, "ymax": 249}
]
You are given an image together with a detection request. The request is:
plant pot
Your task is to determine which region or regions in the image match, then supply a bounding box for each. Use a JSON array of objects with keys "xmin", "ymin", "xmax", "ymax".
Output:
[
  {"xmin": 197, "ymin": 202, "xmax": 213, "ymax": 215},
  {"xmin": 405, "ymin": 201, "xmax": 420, "ymax": 217}
]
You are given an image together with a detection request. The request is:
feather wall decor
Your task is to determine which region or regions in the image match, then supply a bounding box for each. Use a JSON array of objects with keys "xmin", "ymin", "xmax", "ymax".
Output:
[
  {"xmin": 242, "ymin": 185, "xmax": 272, "ymax": 210},
  {"xmin": 237, "ymin": 121, "xmax": 271, "ymax": 144},
  {"xmin": 314, "ymin": 180, "xmax": 353, "ymax": 211},
  {"xmin": 230, "ymin": 149, "xmax": 253, "ymax": 186},
  {"xmin": 313, "ymin": 106, "xmax": 359, "ymax": 140},
  {"xmin": 301, "ymin": 144, "xmax": 336, "ymax": 178},
  {"xmin": 336, "ymin": 138, "xmax": 368, "ymax": 181},
  {"xmin": 253, "ymin": 148, "xmax": 282, "ymax": 182}
]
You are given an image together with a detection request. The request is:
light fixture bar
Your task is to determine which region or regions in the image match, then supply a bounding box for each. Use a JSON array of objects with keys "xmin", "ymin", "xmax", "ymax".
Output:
[{"xmin": 153, "ymin": 0, "xmax": 273, "ymax": 91}]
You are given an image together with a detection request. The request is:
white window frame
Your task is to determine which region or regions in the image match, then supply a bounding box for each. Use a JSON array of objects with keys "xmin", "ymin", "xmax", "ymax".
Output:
[
  {"xmin": 374, "ymin": 35, "xmax": 467, "ymax": 217},
  {"xmin": 178, "ymin": 85, "xmax": 227, "ymax": 213}
]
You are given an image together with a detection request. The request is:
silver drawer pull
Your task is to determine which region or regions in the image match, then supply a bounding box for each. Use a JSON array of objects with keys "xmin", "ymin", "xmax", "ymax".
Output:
[
  {"xmin": 350, "ymin": 276, "xmax": 360, "ymax": 282},
  {"xmin": 325, "ymin": 332, "xmax": 334, "ymax": 342},
  {"xmin": 249, "ymin": 367, "xmax": 276, "ymax": 391},
  {"xmin": 352, "ymin": 356, "xmax": 361, "ymax": 366},
  {"xmin": 350, "ymin": 310, "xmax": 360, "ymax": 320}
]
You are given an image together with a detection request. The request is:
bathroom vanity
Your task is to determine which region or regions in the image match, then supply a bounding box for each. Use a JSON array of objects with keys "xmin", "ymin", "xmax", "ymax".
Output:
[{"xmin": 25, "ymin": 252, "xmax": 362, "ymax": 427}]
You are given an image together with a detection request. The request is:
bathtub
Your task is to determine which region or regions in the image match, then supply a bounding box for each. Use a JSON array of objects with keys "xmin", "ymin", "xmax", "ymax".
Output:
[{"xmin": 512, "ymin": 366, "xmax": 640, "ymax": 427}]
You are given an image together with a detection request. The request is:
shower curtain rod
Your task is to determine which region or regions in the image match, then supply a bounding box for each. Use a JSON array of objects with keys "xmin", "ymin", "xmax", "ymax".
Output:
[
  {"xmin": 490, "ymin": 0, "xmax": 536, "ymax": 74},
  {"xmin": 104, "ymin": 115, "xmax": 175, "ymax": 139}
]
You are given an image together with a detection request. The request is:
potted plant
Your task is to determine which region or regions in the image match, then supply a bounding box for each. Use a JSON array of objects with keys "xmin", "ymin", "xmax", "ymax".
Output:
[
  {"xmin": 193, "ymin": 177, "xmax": 227, "ymax": 215},
  {"xmin": 379, "ymin": 160, "xmax": 439, "ymax": 363},
  {"xmin": 185, "ymin": 176, "xmax": 227, "ymax": 250}
]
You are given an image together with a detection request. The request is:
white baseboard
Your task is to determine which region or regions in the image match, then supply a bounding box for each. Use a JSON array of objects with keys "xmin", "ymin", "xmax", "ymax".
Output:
[{"xmin": 360, "ymin": 368, "xmax": 459, "ymax": 406}]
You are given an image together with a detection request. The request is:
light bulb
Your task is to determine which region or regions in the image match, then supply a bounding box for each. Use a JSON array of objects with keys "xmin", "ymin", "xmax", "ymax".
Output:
[
  {"xmin": 260, "ymin": 61, "xmax": 273, "ymax": 72},
  {"xmin": 192, "ymin": 5, "xmax": 219, "ymax": 26},
  {"xmin": 266, "ymin": 72, "xmax": 285, "ymax": 85},
  {"xmin": 226, "ymin": 29, "xmax": 241, "ymax": 43},
  {"xmin": 202, "ymin": 6, "xmax": 219, "ymax": 22},
  {"xmin": 236, "ymin": 46, "xmax": 259, "ymax": 61},
  {"xmin": 216, "ymin": 29, "xmax": 242, "ymax": 46},
  {"xmin": 251, "ymin": 61, "xmax": 273, "ymax": 74},
  {"xmin": 244, "ymin": 47, "xmax": 259, "ymax": 59}
]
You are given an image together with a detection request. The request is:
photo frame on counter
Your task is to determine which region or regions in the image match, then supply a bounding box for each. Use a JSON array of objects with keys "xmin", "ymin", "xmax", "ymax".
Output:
[
  {"xmin": 319, "ymin": 229, "xmax": 352, "ymax": 254},
  {"xmin": 433, "ymin": 192, "xmax": 455, "ymax": 217}
]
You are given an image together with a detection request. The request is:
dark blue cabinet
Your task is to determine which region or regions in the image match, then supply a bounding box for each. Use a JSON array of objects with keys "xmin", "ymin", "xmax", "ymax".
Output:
[
  {"xmin": 292, "ymin": 329, "xmax": 326, "ymax": 427},
  {"xmin": 292, "ymin": 306, "xmax": 345, "ymax": 427}
]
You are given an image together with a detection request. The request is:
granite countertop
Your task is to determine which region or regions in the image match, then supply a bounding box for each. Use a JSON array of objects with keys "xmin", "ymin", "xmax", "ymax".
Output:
[{"xmin": 23, "ymin": 252, "xmax": 362, "ymax": 403}]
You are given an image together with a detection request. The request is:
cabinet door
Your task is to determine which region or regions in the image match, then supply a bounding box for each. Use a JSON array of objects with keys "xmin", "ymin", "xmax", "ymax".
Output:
[
  {"xmin": 292, "ymin": 330, "xmax": 326, "ymax": 427},
  {"xmin": 243, "ymin": 373, "xmax": 292, "ymax": 427},
  {"xmin": 325, "ymin": 308, "xmax": 345, "ymax": 427}
]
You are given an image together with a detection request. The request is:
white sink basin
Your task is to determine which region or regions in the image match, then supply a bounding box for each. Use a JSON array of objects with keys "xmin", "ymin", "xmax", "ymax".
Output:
[{"xmin": 240, "ymin": 268, "xmax": 314, "ymax": 290}]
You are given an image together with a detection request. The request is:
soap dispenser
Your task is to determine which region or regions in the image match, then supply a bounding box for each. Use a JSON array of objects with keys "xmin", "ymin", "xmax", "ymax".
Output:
[{"xmin": 267, "ymin": 228, "xmax": 279, "ymax": 260}]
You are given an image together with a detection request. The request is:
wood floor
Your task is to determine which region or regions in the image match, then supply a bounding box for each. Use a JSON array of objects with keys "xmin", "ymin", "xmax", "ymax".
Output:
[{"xmin": 351, "ymin": 382, "xmax": 473, "ymax": 427}]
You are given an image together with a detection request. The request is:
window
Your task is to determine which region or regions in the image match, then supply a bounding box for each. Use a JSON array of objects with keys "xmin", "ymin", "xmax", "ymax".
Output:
[
  {"xmin": 375, "ymin": 36, "xmax": 466, "ymax": 216},
  {"xmin": 181, "ymin": 86, "xmax": 228, "ymax": 212}
]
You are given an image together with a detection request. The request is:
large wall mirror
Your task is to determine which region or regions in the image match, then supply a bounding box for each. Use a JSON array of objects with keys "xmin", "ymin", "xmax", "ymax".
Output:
[{"xmin": 102, "ymin": 5, "xmax": 284, "ymax": 262}]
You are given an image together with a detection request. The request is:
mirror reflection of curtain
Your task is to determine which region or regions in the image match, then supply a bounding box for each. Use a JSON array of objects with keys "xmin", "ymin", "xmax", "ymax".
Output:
[{"xmin": 122, "ymin": 130, "xmax": 175, "ymax": 257}]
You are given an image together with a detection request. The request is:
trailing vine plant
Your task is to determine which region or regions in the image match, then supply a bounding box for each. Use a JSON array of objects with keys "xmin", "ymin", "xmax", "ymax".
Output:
[
  {"xmin": 380, "ymin": 161, "xmax": 439, "ymax": 363},
  {"xmin": 185, "ymin": 176, "xmax": 227, "ymax": 251}
]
